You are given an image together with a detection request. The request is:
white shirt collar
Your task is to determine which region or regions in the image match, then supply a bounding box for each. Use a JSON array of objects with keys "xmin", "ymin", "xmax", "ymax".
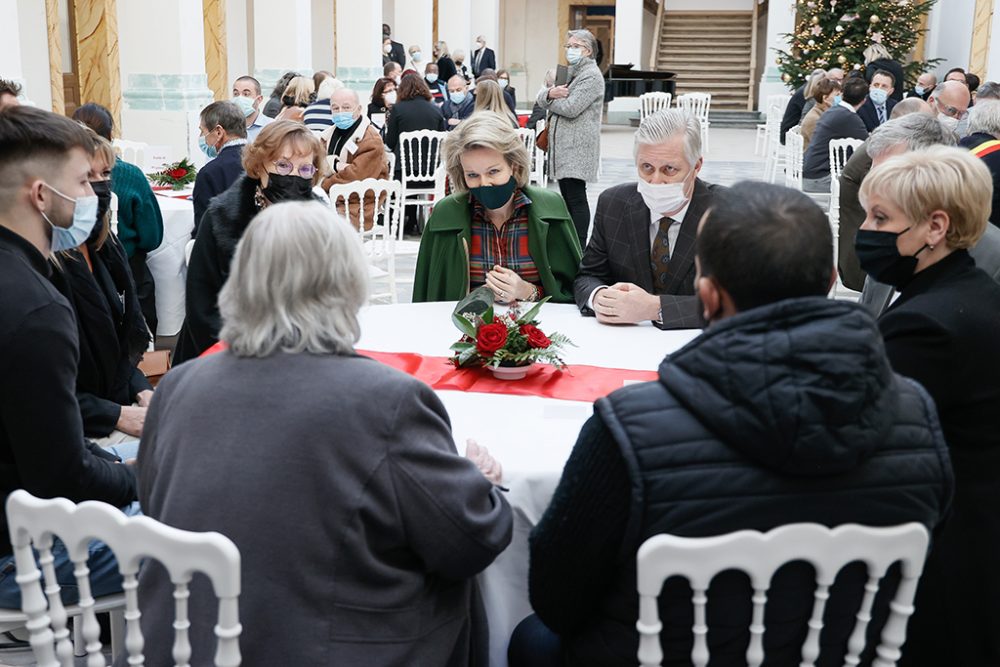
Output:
[
  {"xmin": 648, "ymin": 201, "xmax": 691, "ymax": 228},
  {"xmin": 839, "ymin": 100, "xmax": 858, "ymax": 113}
]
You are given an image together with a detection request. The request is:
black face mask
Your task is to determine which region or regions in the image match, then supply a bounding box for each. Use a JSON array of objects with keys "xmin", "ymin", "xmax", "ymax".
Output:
[
  {"xmin": 855, "ymin": 226, "xmax": 929, "ymax": 289},
  {"xmin": 262, "ymin": 173, "xmax": 314, "ymax": 204},
  {"xmin": 88, "ymin": 180, "xmax": 113, "ymax": 244}
]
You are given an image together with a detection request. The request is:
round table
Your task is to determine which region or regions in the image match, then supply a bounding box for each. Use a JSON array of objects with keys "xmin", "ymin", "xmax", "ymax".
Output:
[
  {"xmin": 147, "ymin": 191, "xmax": 195, "ymax": 337},
  {"xmin": 356, "ymin": 301, "xmax": 700, "ymax": 667}
]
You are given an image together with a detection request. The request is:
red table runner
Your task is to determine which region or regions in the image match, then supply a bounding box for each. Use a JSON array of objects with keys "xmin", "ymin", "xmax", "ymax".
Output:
[{"xmin": 201, "ymin": 342, "xmax": 657, "ymax": 402}]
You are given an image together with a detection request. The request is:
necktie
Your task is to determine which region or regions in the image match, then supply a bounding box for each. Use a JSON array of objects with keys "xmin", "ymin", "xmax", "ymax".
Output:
[
  {"xmin": 877, "ymin": 105, "xmax": 886, "ymax": 125},
  {"xmin": 650, "ymin": 216, "xmax": 675, "ymax": 294}
]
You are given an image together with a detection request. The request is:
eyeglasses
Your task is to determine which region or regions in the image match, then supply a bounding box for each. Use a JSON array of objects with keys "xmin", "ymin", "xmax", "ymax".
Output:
[
  {"xmin": 272, "ymin": 160, "xmax": 317, "ymax": 179},
  {"xmin": 329, "ymin": 105, "xmax": 357, "ymax": 113},
  {"xmin": 933, "ymin": 97, "xmax": 969, "ymax": 121}
]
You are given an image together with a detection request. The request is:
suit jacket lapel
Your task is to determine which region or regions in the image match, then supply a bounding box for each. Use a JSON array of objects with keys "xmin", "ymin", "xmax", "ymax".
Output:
[
  {"xmin": 662, "ymin": 179, "xmax": 709, "ymax": 293},
  {"xmin": 624, "ymin": 187, "xmax": 655, "ymax": 292}
]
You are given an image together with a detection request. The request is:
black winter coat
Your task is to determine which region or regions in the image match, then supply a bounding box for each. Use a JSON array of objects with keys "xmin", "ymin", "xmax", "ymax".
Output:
[
  {"xmin": 528, "ymin": 298, "xmax": 953, "ymax": 667},
  {"xmin": 879, "ymin": 251, "xmax": 1000, "ymax": 666},
  {"xmin": 48, "ymin": 235, "xmax": 152, "ymax": 437},
  {"xmin": 192, "ymin": 143, "xmax": 245, "ymax": 234}
]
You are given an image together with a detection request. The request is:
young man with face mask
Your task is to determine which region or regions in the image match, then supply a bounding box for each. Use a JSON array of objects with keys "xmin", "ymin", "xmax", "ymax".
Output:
[
  {"xmin": 573, "ymin": 109, "xmax": 722, "ymax": 328},
  {"xmin": 0, "ymin": 106, "xmax": 138, "ymax": 608},
  {"xmin": 857, "ymin": 70, "xmax": 897, "ymax": 132},
  {"xmin": 511, "ymin": 181, "xmax": 952, "ymax": 667},
  {"xmin": 232, "ymin": 75, "xmax": 272, "ymax": 143}
]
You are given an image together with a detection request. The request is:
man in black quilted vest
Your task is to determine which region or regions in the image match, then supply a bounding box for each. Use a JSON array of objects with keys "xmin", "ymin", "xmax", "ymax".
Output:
[{"xmin": 509, "ymin": 181, "xmax": 954, "ymax": 667}]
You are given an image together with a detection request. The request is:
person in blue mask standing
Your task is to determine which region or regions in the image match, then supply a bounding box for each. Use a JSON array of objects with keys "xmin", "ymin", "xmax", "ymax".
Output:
[
  {"xmin": 320, "ymin": 88, "xmax": 390, "ymax": 230},
  {"xmin": 193, "ymin": 100, "xmax": 248, "ymax": 234},
  {"xmin": 413, "ymin": 112, "xmax": 581, "ymax": 303}
]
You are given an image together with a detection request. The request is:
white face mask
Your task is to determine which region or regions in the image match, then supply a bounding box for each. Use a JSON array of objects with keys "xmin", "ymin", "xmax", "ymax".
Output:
[
  {"xmin": 636, "ymin": 170, "xmax": 695, "ymax": 217},
  {"xmin": 383, "ymin": 43, "xmax": 393, "ymax": 54},
  {"xmin": 938, "ymin": 114, "xmax": 960, "ymax": 132},
  {"xmin": 384, "ymin": 91, "xmax": 398, "ymax": 105},
  {"xmin": 498, "ymin": 79, "xmax": 509, "ymax": 89}
]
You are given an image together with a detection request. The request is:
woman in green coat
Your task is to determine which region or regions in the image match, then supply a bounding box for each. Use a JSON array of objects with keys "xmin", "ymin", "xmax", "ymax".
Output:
[{"xmin": 412, "ymin": 112, "xmax": 582, "ymax": 303}]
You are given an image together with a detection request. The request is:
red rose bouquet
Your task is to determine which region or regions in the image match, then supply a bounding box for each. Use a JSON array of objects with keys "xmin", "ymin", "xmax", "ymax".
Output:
[
  {"xmin": 150, "ymin": 157, "xmax": 197, "ymax": 190},
  {"xmin": 450, "ymin": 296, "xmax": 572, "ymax": 369}
]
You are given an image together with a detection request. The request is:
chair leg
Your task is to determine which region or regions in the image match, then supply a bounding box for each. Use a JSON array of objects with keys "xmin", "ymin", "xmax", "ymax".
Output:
[
  {"xmin": 73, "ymin": 616, "xmax": 85, "ymax": 657},
  {"xmin": 110, "ymin": 608, "xmax": 125, "ymax": 660}
]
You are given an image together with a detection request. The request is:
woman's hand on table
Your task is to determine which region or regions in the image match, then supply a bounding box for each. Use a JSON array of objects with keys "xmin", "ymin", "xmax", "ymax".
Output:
[
  {"xmin": 117, "ymin": 405, "xmax": 147, "ymax": 437},
  {"xmin": 466, "ymin": 439, "xmax": 503, "ymax": 485},
  {"xmin": 486, "ymin": 266, "xmax": 533, "ymax": 304}
]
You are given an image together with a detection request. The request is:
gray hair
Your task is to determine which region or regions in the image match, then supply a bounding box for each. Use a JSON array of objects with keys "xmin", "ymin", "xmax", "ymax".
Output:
[
  {"xmin": 867, "ymin": 112, "xmax": 958, "ymax": 160},
  {"xmin": 977, "ymin": 81, "xmax": 1000, "ymax": 101},
  {"xmin": 969, "ymin": 99, "xmax": 1000, "ymax": 136},
  {"xmin": 633, "ymin": 109, "xmax": 702, "ymax": 167},
  {"xmin": 317, "ymin": 77, "xmax": 345, "ymax": 100},
  {"xmin": 218, "ymin": 202, "xmax": 370, "ymax": 358},
  {"xmin": 567, "ymin": 29, "xmax": 598, "ymax": 58},
  {"xmin": 200, "ymin": 101, "xmax": 247, "ymax": 138},
  {"xmin": 543, "ymin": 68, "xmax": 556, "ymax": 87}
]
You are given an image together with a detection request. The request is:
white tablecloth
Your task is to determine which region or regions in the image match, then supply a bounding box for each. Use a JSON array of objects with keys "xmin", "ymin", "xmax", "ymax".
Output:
[
  {"xmin": 356, "ymin": 301, "xmax": 700, "ymax": 667},
  {"xmin": 146, "ymin": 192, "xmax": 195, "ymax": 336}
]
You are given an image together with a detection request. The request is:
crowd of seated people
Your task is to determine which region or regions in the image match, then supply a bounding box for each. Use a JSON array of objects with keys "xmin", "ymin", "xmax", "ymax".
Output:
[{"xmin": 5, "ymin": 31, "xmax": 1000, "ymax": 667}]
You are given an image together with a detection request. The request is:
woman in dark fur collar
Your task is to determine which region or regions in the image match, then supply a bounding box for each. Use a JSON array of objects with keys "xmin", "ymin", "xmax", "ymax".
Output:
[
  {"xmin": 173, "ymin": 121, "xmax": 327, "ymax": 364},
  {"xmin": 48, "ymin": 130, "xmax": 153, "ymax": 444}
]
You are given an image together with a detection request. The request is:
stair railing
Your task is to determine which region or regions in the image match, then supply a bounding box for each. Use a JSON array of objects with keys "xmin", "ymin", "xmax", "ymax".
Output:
[
  {"xmin": 648, "ymin": 0, "xmax": 665, "ymax": 70},
  {"xmin": 748, "ymin": 0, "xmax": 760, "ymax": 110}
]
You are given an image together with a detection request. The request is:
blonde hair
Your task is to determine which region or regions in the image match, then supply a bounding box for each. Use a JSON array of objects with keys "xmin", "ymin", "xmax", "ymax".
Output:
[
  {"xmin": 802, "ymin": 68, "xmax": 829, "ymax": 99},
  {"xmin": 242, "ymin": 120, "xmax": 326, "ymax": 184},
  {"xmin": 282, "ymin": 76, "xmax": 315, "ymax": 106},
  {"xmin": 863, "ymin": 43, "xmax": 891, "ymax": 65},
  {"xmin": 219, "ymin": 202, "xmax": 369, "ymax": 358},
  {"xmin": 435, "ymin": 40, "xmax": 450, "ymax": 57},
  {"xmin": 473, "ymin": 80, "xmax": 518, "ymax": 126},
  {"xmin": 859, "ymin": 146, "xmax": 993, "ymax": 249},
  {"xmin": 443, "ymin": 111, "xmax": 531, "ymax": 193}
]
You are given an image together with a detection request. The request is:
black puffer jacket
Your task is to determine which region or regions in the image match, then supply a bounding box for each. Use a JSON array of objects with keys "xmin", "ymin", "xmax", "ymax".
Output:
[{"xmin": 531, "ymin": 298, "xmax": 953, "ymax": 666}]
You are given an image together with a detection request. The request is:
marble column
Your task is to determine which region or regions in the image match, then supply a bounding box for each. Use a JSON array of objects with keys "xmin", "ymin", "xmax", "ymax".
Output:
[
  {"xmin": 75, "ymin": 0, "xmax": 122, "ymax": 129},
  {"xmin": 394, "ymin": 0, "xmax": 433, "ymax": 70},
  {"xmin": 607, "ymin": 0, "xmax": 644, "ymax": 123},
  {"xmin": 117, "ymin": 0, "xmax": 214, "ymax": 165},
  {"xmin": 989, "ymin": 0, "xmax": 1000, "ymax": 79},
  {"xmin": 436, "ymin": 0, "xmax": 472, "ymax": 66},
  {"xmin": 0, "ymin": 1, "xmax": 29, "ymax": 104},
  {"xmin": 44, "ymin": 0, "xmax": 63, "ymax": 112},
  {"xmin": 252, "ymin": 0, "xmax": 313, "ymax": 94},
  {"xmin": 335, "ymin": 0, "xmax": 381, "ymax": 99},
  {"xmin": 757, "ymin": 0, "xmax": 796, "ymax": 109},
  {"xmin": 203, "ymin": 0, "xmax": 228, "ymax": 101}
]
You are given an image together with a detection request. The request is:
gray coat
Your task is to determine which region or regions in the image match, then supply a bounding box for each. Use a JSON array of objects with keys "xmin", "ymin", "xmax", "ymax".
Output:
[
  {"xmin": 536, "ymin": 58, "xmax": 604, "ymax": 182},
  {"xmin": 130, "ymin": 350, "xmax": 513, "ymax": 667}
]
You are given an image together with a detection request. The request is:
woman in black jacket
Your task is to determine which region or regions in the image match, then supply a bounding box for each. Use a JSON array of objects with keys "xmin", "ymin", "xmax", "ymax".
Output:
[
  {"xmin": 48, "ymin": 130, "xmax": 152, "ymax": 444},
  {"xmin": 174, "ymin": 121, "xmax": 327, "ymax": 364},
  {"xmin": 434, "ymin": 41, "xmax": 458, "ymax": 83},
  {"xmin": 858, "ymin": 146, "xmax": 1000, "ymax": 665},
  {"xmin": 384, "ymin": 73, "xmax": 446, "ymax": 178}
]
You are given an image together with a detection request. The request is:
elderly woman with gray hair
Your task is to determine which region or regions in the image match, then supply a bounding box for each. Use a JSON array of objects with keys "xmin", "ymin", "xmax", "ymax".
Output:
[
  {"xmin": 134, "ymin": 201, "xmax": 513, "ymax": 667},
  {"xmin": 535, "ymin": 29, "xmax": 605, "ymax": 242}
]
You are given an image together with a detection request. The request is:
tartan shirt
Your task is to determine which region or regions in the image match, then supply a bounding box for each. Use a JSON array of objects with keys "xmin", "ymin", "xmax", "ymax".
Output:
[{"xmin": 469, "ymin": 189, "xmax": 544, "ymax": 295}]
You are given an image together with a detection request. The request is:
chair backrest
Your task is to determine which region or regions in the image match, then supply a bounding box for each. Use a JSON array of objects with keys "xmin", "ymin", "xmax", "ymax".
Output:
[
  {"xmin": 7, "ymin": 490, "xmax": 242, "ymax": 667},
  {"xmin": 385, "ymin": 151, "xmax": 396, "ymax": 181},
  {"xmin": 676, "ymin": 92, "xmax": 711, "ymax": 122},
  {"xmin": 112, "ymin": 138, "xmax": 148, "ymax": 170},
  {"xmin": 109, "ymin": 191, "xmax": 119, "ymax": 236},
  {"xmin": 640, "ymin": 92, "xmax": 673, "ymax": 120},
  {"xmin": 327, "ymin": 178, "xmax": 402, "ymax": 244},
  {"xmin": 784, "ymin": 125, "xmax": 804, "ymax": 189},
  {"xmin": 636, "ymin": 522, "xmax": 930, "ymax": 667},
  {"xmin": 398, "ymin": 129, "xmax": 448, "ymax": 186},
  {"xmin": 829, "ymin": 138, "xmax": 864, "ymax": 184},
  {"xmin": 766, "ymin": 94, "xmax": 791, "ymax": 127}
]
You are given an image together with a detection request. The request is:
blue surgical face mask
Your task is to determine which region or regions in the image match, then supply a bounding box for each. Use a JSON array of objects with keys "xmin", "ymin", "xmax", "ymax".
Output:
[
  {"xmin": 566, "ymin": 47, "xmax": 583, "ymax": 65},
  {"xmin": 498, "ymin": 79, "xmax": 509, "ymax": 89},
  {"xmin": 198, "ymin": 133, "xmax": 218, "ymax": 159},
  {"xmin": 412, "ymin": 51, "xmax": 422, "ymax": 62},
  {"xmin": 450, "ymin": 90, "xmax": 467, "ymax": 105},
  {"xmin": 869, "ymin": 87, "xmax": 889, "ymax": 106},
  {"xmin": 332, "ymin": 112, "xmax": 357, "ymax": 130},
  {"xmin": 40, "ymin": 183, "xmax": 99, "ymax": 253},
  {"xmin": 833, "ymin": 94, "xmax": 843, "ymax": 106},
  {"xmin": 914, "ymin": 85, "xmax": 925, "ymax": 96},
  {"xmin": 231, "ymin": 95, "xmax": 256, "ymax": 118},
  {"xmin": 426, "ymin": 73, "xmax": 439, "ymax": 84}
]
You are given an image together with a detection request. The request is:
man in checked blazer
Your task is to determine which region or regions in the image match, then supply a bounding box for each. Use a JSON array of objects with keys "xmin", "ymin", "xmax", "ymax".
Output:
[{"xmin": 574, "ymin": 109, "xmax": 723, "ymax": 329}]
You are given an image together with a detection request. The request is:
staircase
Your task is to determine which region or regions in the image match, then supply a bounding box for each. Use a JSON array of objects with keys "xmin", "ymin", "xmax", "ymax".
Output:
[{"xmin": 655, "ymin": 11, "xmax": 755, "ymax": 111}]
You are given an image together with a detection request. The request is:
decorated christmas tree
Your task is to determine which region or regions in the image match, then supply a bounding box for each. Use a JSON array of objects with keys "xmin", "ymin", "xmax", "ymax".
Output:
[{"xmin": 776, "ymin": 0, "xmax": 937, "ymax": 89}]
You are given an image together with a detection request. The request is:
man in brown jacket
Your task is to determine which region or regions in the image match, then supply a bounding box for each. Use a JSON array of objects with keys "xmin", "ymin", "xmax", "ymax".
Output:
[{"xmin": 320, "ymin": 88, "xmax": 390, "ymax": 230}]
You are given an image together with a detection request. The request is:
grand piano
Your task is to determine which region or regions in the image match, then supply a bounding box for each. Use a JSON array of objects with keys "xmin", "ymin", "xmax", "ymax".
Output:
[{"xmin": 604, "ymin": 63, "xmax": 676, "ymax": 102}]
